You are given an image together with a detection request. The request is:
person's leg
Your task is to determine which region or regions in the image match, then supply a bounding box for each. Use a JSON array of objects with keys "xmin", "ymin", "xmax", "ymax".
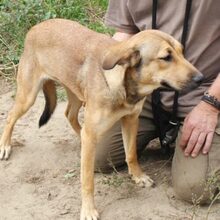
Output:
[
  {"xmin": 95, "ymin": 97, "xmax": 157, "ymax": 173},
  {"xmin": 172, "ymin": 119, "xmax": 220, "ymax": 204}
]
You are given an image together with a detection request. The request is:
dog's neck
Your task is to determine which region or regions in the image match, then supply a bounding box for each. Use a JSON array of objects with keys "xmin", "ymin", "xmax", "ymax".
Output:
[
  {"xmin": 103, "ymin": 65, "xmax": 149, "ymax": 106},
  {"xmin": 124, "ymin": 67, "xmax": 146, "ymax": 105},
  {"xmin": 103, "ymin": 65, "xmax": 127, "ymax": 105}
]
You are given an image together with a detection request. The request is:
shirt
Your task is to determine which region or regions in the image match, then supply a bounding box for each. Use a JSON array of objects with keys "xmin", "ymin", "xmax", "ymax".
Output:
[{"xmin": 105, "ymin": 0, "xmax": 220, "ymax": 117}]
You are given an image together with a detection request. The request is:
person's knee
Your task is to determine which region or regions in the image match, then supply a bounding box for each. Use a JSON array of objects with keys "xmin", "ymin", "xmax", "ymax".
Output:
[
  {"xmin": 94, "ymin": 124, "xmax": 155, "ymax": 173},
  {"xmin": 172, "ymin": 134, "xmax": 212, "ymax": 204},
  {"xmin": 172, "ymin": 153, "xmax": 210, "ymax": 204},
  {"xmin": 95, "ymin": 160, "xmax": 114, "ymax": 174},
  {"xmin": 95, "ymin": 150, "xmax": 126, "ymax": 174},
  {"xmin": 172, "ymin": 174, "xmax": 211, "ymax": 204}
]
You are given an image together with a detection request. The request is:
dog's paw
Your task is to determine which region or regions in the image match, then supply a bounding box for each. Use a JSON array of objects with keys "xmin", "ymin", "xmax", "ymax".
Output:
[
  {"xmin": 0, "ymin": 144, "xmax": 11, "ymax": 160},
  {"xmin": 132, "ymin": 174, "xmax": 154, "ymax": 188},
  {"xmin": 80, "ymin": 207, "xmax": 99, "ymax": 220}
]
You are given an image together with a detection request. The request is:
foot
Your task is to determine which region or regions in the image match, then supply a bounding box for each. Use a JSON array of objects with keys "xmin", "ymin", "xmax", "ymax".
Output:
[
  {"xmin": 132, "ymin": 174, "xmax": 155, "ymax": 188},
  {"xmin": 0, "ymin": 144, "xmax": 11, "ymax": 160},
  {"xmin": 80, "ymin": 206, "xmax": 99, "ymax": 220}
]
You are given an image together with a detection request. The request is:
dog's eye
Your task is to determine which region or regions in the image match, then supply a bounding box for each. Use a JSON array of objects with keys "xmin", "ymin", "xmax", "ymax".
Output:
[{"xmin": 159, "ymin": 54, "xmax": 172, "ymax": 62}]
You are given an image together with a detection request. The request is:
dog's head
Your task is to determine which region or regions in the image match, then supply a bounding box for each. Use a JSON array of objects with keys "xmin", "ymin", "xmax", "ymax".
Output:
[{"xmin": 102, "ymin": 30, "xmax": 203, "ymax": 96}]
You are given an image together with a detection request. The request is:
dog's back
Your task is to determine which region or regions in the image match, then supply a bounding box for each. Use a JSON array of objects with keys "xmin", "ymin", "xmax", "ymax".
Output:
[
  {"xmin": 26, "ymin": 19, "xmax": 111, "ymax": 55},
  {"xmin": 19, "ymin": 19, "xmax": 114, "ymax": 101},
  {"xmin": 23, "ymin": 18, "xmax": 114, "ymax": 84}
]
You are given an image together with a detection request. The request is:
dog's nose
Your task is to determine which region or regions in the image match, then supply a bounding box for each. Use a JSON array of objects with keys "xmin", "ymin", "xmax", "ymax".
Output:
[
  {"xmin": 192, "ymin": 72, "xmax": 204, "ymax": 84},
  {"xmin": 179, "ymin": 72, "xmax": 204, "ymax": 95}
]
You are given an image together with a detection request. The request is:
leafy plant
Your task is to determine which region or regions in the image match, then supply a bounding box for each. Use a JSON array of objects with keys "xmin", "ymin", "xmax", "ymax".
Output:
[{"xmin": 0, "ymin": 0, "xmax": 112, "ymax": 79}]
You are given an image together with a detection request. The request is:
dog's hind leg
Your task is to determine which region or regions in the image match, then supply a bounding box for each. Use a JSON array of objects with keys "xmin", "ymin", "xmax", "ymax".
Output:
[
  {"xmin": 65, "ymin": 88, "xmax": 82, "ymax": 135},
  {"xmin": 0, "ymin": 55, "xmax": 43, "ymax": 160}
]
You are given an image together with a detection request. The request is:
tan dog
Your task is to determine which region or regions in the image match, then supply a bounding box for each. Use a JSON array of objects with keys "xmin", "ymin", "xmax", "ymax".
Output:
[{"xmin": 0, "ymin": 19, "xmax": 203, "ymax": 219}]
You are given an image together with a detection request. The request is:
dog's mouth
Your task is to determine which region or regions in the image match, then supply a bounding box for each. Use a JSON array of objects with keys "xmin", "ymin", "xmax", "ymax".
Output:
[{"xmin": 160, "ymin": 80, "xmax": 176, "ymax": 90}]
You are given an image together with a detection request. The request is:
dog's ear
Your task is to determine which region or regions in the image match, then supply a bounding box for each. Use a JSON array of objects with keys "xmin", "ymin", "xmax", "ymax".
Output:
[{"xmin": 102, "ymin": 47, "xmax": 141, "ymax": 70}]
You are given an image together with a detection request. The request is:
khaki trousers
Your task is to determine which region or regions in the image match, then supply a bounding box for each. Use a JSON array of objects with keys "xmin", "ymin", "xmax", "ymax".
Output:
[{"xmin": 95, "ymin": 97, "xmax": 220, "ymax": 203}]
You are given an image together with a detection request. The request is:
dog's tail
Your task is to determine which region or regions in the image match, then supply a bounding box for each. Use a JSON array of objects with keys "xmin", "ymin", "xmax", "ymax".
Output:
[{"xmin": 39, "ymin": 80, "xmax": 57, "ymax": 127}]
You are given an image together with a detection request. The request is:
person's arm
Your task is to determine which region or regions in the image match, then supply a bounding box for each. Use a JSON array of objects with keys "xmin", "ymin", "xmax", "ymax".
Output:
[
  {"xmin": 180, "ymin": 74, "xmax": 220, "ymax": 157},
  {"xmin": 105, "ymin": 0, "xmax": 139, "ymax": 40}
]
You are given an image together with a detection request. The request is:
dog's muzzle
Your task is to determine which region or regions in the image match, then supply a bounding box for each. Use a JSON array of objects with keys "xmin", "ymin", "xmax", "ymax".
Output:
[{"xmin": 180, "ymin": 72, "xmax": 204, "ymax": 95}]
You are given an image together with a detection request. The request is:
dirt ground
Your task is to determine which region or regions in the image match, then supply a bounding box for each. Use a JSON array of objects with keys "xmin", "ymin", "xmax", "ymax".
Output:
[{"xmin": 0, "ymin": 77, "xmax": 219, "ymax": 220}]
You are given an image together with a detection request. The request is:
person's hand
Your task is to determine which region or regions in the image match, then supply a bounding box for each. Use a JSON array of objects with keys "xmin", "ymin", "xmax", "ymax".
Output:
[
  {"xmin": 113, "ymin": 32, "xmax": 134, "ymax": 41},
  {"xmin": 180, "ymin": 101, "xmax": 219, "ymax": 157}
]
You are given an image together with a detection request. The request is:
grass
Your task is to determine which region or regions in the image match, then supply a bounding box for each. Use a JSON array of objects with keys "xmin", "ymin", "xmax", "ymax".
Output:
[
  {"xmin": 0, "ymin": 0, "xmax": 112, "ymax": 79},
  {"xmin": 57, "ymin": 87, "xmax": 67, "ymax": 102}
]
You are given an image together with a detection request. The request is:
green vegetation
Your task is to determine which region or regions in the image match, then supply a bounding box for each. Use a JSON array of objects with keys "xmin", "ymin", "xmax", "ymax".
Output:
[{"xmin": 0, "ymin": 0, "xmax": 112, "ymax": 79}]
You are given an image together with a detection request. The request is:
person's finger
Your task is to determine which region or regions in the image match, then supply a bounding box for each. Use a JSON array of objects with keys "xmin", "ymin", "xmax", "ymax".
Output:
[
  {"xmin": 180, "ymin": 118, "xmax": 194, "ymax": 149},
  {"xmin": 191, "ymin": 132, "xmax": 206, "ymax": 157},
  {"xmin": 184, "ymin": 129, "xmax": 200, "ymax": 156},
  {"xmin": 202, "ymin": 132, "xmax": 214, "ymax": 154}
]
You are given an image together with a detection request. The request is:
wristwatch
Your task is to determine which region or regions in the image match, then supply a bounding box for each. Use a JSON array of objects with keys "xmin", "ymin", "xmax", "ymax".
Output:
[{"xmin": 201, "ymin": 91, "xmax": 220, "ymax": 111}]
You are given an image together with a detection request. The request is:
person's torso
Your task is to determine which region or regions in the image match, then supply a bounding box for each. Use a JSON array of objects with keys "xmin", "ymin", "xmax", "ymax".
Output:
[{"xmin": 127, "ymin": 0, "xmax": 220, "ymax": 116}]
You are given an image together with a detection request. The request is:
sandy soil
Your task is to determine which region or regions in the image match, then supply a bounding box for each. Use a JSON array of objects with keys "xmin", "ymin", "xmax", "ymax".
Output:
[{"xmin": 0, "ymin": 77, "xmax": 219, "ymax": 220}]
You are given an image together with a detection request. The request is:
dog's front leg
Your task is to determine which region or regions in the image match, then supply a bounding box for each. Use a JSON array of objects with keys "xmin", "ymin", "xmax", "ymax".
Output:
[
  {"xmin": 121, "ymin": 114, "xmax": 154, "ymax": 188},
  {"xmin": 80, "ymin": 126, "xmax": 99, "ymax": 220}
]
